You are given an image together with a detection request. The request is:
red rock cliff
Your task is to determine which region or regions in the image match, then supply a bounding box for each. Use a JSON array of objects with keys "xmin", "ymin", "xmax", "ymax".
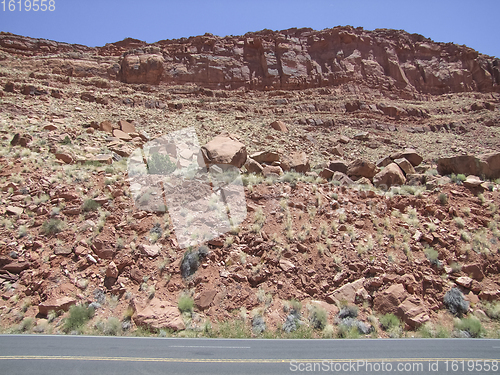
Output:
[{"xmin": 1, "ymin": 26, "xmax": 499, "ymax": 94}]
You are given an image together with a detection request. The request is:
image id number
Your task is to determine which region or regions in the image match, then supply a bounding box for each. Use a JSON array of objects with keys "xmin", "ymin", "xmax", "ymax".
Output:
[
  {"xmin": 2, "ymin": 0, "xmax": 55, "ymax": 11},
  {"xmin": 444, "ymin": 360, "xmax": 499, "ymax": 372}
]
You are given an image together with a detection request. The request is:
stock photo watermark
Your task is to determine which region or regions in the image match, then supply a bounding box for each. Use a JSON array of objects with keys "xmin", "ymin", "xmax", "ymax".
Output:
[
  {"xmin": 289, "ymin": 359, "xmax": 499, "ymax": 373},
  {"xmin": 127, "ymin": 127, "xmax": 247, "ymax": 249}
]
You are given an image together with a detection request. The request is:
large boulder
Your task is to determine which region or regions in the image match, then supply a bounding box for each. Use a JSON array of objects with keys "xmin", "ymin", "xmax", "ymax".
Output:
[
  {"xmin": 281, "ymin": 151, "xmax": 310, "ymax": 173},
  {"xmin": 250, "ymin": 151, "xmax": 280, "ymax": 164},
  {"xmin": 199, "ymin": 134, "xmax": 247, "ymax": 168},
  {"xmin": 437, "ymin": 152, "xmax": 500, "ymax": 179},
  {"xmin": 331, "ymin": 171, "xmax": 354, "ymax": 186},
  {"xmin": 437, "ymin": 155, "xmax": 482, "ymax": 177},
  {"xmin": 394, "ymin": 158, "xmax": 416, "ymax": 175},
  {"xmin": 478, "ymin": 152, "xmax": 500, "ymax": 179},
  {"xmin": 244, "ymin": 158, "xmax": 264, "ymax": 174},
  {"xmin": 373, "ymin": 284, "xmax": 408, "ymax": 315},
  {"xmin": 38, "ymin": 296, "xmax": 77, "ymax": 316},
  {"xmin": 392, "ymin": 148, "xmax": 423, "ymax": 167},
  {"xmin": 325, "ymin": 278, "xmax": 369, "ymax": 305},
  {"xmin": 120, "ymin": 54, "xmax": 164, "ymax": 85},
  {"xmin": 270, "ymin": 120, "xmax": 288, "ymax": 132},
  {"xmin": 373, "ymin": 163, "xmax": 406, "ymax": 188},
  {"xmin": 396, "ymin": 296, "xmax": 430, "ymax": 328},
  {"xmin": 194, "ymin": 289, "xmax": 217, "ymax": 310},
  {"xmin": 328, "ymin": 159, "xmax": 348, "ymax": 174},
  {"xmin": 347, "ymin": 159, "xmax": 377, "ymax": 179},
  {"xmin": 133, "ymin": 298, "xmax": 185, "ymax": 331},
  {"xmin": 401, "ymin": 148, "xmax": 423, "ymax": 167}
]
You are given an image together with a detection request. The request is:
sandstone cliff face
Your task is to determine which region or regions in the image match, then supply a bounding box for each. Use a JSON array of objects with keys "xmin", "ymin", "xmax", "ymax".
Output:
[{"xmin": 1, "ymin": 27, "xmax": 499, "ymax": 94}]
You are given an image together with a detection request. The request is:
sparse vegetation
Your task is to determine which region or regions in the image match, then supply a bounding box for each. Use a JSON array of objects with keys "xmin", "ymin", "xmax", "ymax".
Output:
[
  {"xmin": 82, "ymin": 198, "xmax": 100, "ymax": 212},
  {"xmin": 146, "ymin": 152, "xmax": 177, "ymax": 175},
  {"xmin": 178, "ymin": 294, "xmax": 194, "ymax": 314},
  {"xmin": 424, "ymin": 246, "xmax": 440, "ymax": 266},
  {"xmin": 438, "ymin": 192, "xmax": 448, "ymax": 205},
  {"xmin": 454, "ymin": 317, "xmax": 485, "ymax": 338},
  {"xmin": 63, "ymin": 304, "xmax": 95, "ymax": 333},
  {"xmin": 308, "ymin": 305, "xmax": 327, "ymax": 330},
  {"xmin": 454, "ymin": 217, "xmax": 465, "ymax": 229},
  {"xmin": 379, "ymin": 313, "xmax": 401, "ymax": 331},
  {"xmin": 444, "ymin": 288, "xmax": 469, "ymax": 317},
  {"xmin": 41, "ymin": 219, "xmax": 65, "ymax": 235},
  {"xmin": 419, "ymin": 322, "xmax": 450, "ymax": 338}
]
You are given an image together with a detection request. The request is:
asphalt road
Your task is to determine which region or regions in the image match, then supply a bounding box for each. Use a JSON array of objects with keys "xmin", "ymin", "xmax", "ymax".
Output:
[{"xmin": 0, "ymin": 335, "xmax": 499, "ymax": 375}]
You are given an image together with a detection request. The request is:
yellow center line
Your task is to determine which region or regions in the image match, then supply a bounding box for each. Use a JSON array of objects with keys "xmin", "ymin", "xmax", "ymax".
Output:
[{"xmin": 0, "ymin": 356, "xmax": 497, "ymax": 363}]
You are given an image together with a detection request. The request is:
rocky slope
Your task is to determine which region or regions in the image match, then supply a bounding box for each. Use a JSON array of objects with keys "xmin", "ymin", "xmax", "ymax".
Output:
[{"xmin": 0, "ymin": 27, "xmax": 499, "ymax": 338}]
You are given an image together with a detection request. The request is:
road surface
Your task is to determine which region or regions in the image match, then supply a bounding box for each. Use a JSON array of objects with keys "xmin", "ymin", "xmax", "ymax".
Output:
[{"xmin": 0, "ymin": 335, "xmax": 499, "ymax": 374}]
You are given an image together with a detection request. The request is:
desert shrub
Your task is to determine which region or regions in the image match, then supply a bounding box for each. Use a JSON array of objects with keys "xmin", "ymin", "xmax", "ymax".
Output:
[
  {"xmin": 438, "ymin": 192, "xmax": 448, "ymax": 205},
  {"xmin": 289, "ymin": 299, "xmax": 302, "ymax": 314},
  {"xmin": 337, "ymin": 318, "xmax": 372, "ymax": 338},
  {"xmin": 180, "ymin": 245, "xmax": 208, "ymax": 279},
  {"xmin": 287, "ymin": 323, "xmax": 314, "ymax": 339},
  {"xmin": 460, "ymin": 230, "xmax": 471, "ymax": 243},
  {"xmin": 147, "ymin": 152, "xmax": 176, "ymax": 175},
  {"xmin": 424, "ymin": 246, "xmax": 440, "ymax": 266},
  {"xmin": 103, "ymin": 317, "xmax": 121, "ymax": 336},
  {"xmin": 379, "ymin": 313, "xmax": 401, "ymax": 331},
  {"xmin": 338, "ymin": 305, "xmax": 358, "ymax": 319},
  {"xmin": 252, "ymin": 314, "xmax": 266, "ymax": 334},
  {"xmin": 178, "ymin": 295, "xmax": 194, "ymax": 314},
  {"xmin": 150, "ymin": 222, "xmax": 163, "ymax": 237},
  {"xmin": 443, "ymin": 288, "xmax": 469, "ymax": 317},
  {"xmin": 419, "ymin": 322, "xmax": 450, "ymax": 338},
  {"xmin": 217, "ymin": 320, "xmax": 250, "ymax": 338},
  {"xmin": 63, "ymin": 304, "xmax": 95, "ymax": 333},
  {"xmin": 60, "ymin": 135, "xmax": 72, "ymax": 145},
  {"xmin": 483, "ymin": 302, "xmax": 500, "ymax": 320},
  {"xmin": 19, "ymin": 317, "xmax": 34, "ymax": 332},
  {"xmin": 454, "ymin": 217, "xmax": 465, "ymax": 229},
  {"xmin": 309, "ymin": 306, "xmax": 327, "ymax": 330},
  {"xmin": 82, "ymin": 199, "xmax": 100, "ymax": 212},
  {"xmin": 454, "ymin": 317, "xmax": 485, "ymax": 338},
  {"xmin": 41, "ymin": 219, "xmax": 64, "ymax": 235},
  {"xmin": 17, "ymin": 225, "xmax": 28, "ymax": 238},
  {"xmin": 337, "ymin": 324, "xmax": 359, "ymax": 339},
  {"xmin": 451, "ymin": 174, "xmax": 466, "ymax": 184},
  {"xmin": 282, "ymin": 310, "xmax": 301, "ymax": 333}
]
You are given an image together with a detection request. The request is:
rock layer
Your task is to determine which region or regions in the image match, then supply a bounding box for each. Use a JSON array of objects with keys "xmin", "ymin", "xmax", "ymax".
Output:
[{"xmin": 1, "ymin": 27, "xmax": 499, "ymax": 93}]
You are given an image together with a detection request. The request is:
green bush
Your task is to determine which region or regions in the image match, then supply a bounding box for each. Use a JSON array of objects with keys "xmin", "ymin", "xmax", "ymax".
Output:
[
  {"xmin": 309, "ymin": 306, "xmax": 327, "ymax": 330},
  {"xmin": 19, "ymin": 317, "xmax": 34, "ymax": 332},
  {"xmin": 217, "ymin": 320, "xmax": 250, "ymax": 338},
  {"xmin": 63, "ymin": 304, "xmax": 95, "ymax": 333},
  {"xmin": 451, "ymin": 174, "xmax": 466, "ymax": 184},
  {"xmin": 289, "ymin": 299, "xmax": 302, "ymax": 313},
  {"xmin": 454, "ymin": 217, "xmax": 465, "ymax": 229},
  {"xmin": 41, "ymin": 219, "xmax": 64, "ymax": 235},
  {"xmin": 419, "ymin": 322, "xmax": 450, "ymax": 338},
  {"xmin": 60, "ymin": 135, "xmax": 72, "ymax": 145},
  {"xmin": 337, "ymin": 324, "xmax": 360, "ymax": 339},
  {"xmin": 82, "ymin": 199, "xmax": 100, "ymax": 212},
  {"xmin": 483, "ymin": 302, "xmax": 500, "ymax": 320},
  {"xmin": 178, "ymin": 295, "xmax": 194, "ymax": 314},
  {"xmin": 287, "ymin": 323, "xmax": 314, "ymax": 339},
  {"xmin": 454, "ymin": 317, "xmax": 485, "ymax": 338},
  {"xmin": 103, "ymin": 317, "xmax": 121, "ymax": 336},
  {"xmin": 379, "ymin": 313, "xmax": 401, "ymax": 331},
  {"xmin": 147, "ymin": 152, "xmax": 177, "ymax": 175},
  {"xmin": 424, "ymin": 246, "xmax": 440, "ymax": 266},
  {"xmin": 438, "ymin": 193, "xmax": 448, "ymax": 205}
]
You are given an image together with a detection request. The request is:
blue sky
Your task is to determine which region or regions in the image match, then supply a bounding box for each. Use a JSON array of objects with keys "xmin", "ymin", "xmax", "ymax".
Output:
[{"xmin": 1, "ymin": 0, "xmax": 499, "ymax": 58}]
